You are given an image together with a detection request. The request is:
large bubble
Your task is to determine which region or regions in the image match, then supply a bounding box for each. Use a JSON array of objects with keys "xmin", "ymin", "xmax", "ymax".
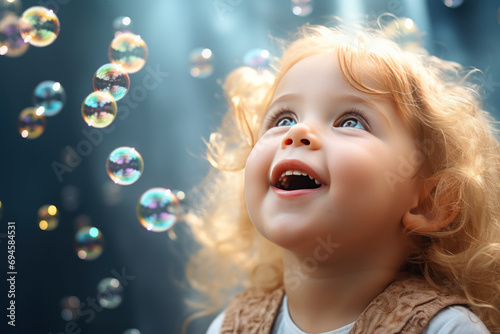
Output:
[
  {"xmin": 137, "ymin": 188, "xmax": 180, "ymax": 232},
  {"xmin": 109, "ymin": 32, "xmax": 148, "ymax": 73},
  {"xmin": 75, "ymin": 226, "xmax": 104, "ymax": 260},
  {"xmin": 18, "ymin": 6, "xmax": 59, "ymax": 47},
  {"xmin": 81, "ymin": 91, "xmax": 117, "ymax": 128},
  {"xmin": 93, "ymin": 63, "xmax": 130, "ymax": 101},
  {"xmin": 97, "ymin": 277, "xmax": 123, "ymax": 309},
  {"xmin": 33, "ymin": 80, "xmax": 65, "ymax": 116},
  {"xmin": 189, "ymin": 47, "xmax": 214, "ymax": 78},
  {"xmin": 106, "ymin": 146, "xmax": 144, "ymax": 185},
  {"xmin": 38, "ymin": 204, "xmax": 59, "ymax": 231},
  {"xmin": 18, "ymin": 107, "xmax": 46, "ymax": 139},
  {"xmin": 0, "ymin": 13, "xmax": 29, "ymax": 57}
]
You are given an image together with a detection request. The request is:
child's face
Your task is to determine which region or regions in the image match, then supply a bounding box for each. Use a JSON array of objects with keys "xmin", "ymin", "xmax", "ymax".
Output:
[{"xmin": 244, "ymin": 52, "xmax": 423, "ymax": 259}]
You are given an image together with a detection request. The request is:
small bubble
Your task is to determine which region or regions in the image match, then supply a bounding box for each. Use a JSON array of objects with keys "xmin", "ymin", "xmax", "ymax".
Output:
[
  {"xmin": 38, "ymin": 204, "xmax": 59, "ymax": 231},
  {"xmin": 137, "ymin": 188, "xmax": 180, "ymax": 232},
  {"xmin": 18, "ymin": 107, "xmax": 46, "ymax": 139},
  {"xmin": 109, "ymin": 32, "xmax": 148, "ymax": 73},
  {"xmin": 33, "ymin": 80, "xmax": 65, "ymax": 116},
  {"xmin": 189, "ymin": 47, "xmax": 214, "ymax": 78},
  {"xmin": 106, "ymin": 146, "xmax": 144, "ymax": 185},
  {"xmin": 0, "ymin": 13, "xmax": 29, "ymax": 57},
  {"xmin": 442, "ymin": 0, "xmax": 464, "ymax": 8},
  {"xmin": 291, "ymin": 0, "xmax": 313, "ymax": 17},
  {"xmin": 18, "ymin": 6, "xmax": 60, "ymax": 47},
  {"xmin": 81, "ymin": 91, "xmax": 117, "ymax": 128},
  {"xmin": 113, "ymin": 16, "xmax": 133, "ymax": 33},
  {"xmin": 75, "ymin": 226, "xmax": 104, "ymax": 260},
  {"xmin": 60, "ymin": 296, "xmax": 80, "ymax": 321},
  {"xmin": 97, "ymin": 277, "xmax": 123, "ymax": 309},
  {"xmin": 93, "ymin": 63, "xmax": 130, "ymax": 101}
]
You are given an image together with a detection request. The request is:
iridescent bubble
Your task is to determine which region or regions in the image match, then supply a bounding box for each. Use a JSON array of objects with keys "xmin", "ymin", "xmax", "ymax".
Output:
[
  {"xmin": 18, "ymin": 6, "xmax": 60, "ymax": 47},
  {"xmin": 18, "ymin": 107, "xmax": 46, "ymax": 139},
  {"xmin": 442, "ymin": 0, "xmax": 464, "ymax": 8},
  {"xmin": 60, "ymin": 296, "xmax": 80, "ymax": 321},
  {"xmin": 137, "ymin": 188, "xmax": 180, "ymax": 232},
  {"xmin": 97, "ymin": 277, "xmax": 123, "ymax": 309},
  {"xmin": 243, "ymin": 48, "xmax": 271, "ymax": 72},
  {"xmin": 75, "ymin": 226, "xmax": 104, "ymax": 260},
  {"xmin": 0, "ymin": 0, "xmax": 21, "ymax": 18},
  {"xmin": 0, "ymin": 13, "xmax": 29, "ymax": 57},
  {"xmin": 38, "ymin": 204, "xmax": 59, "ymax": 231},
  {"xmin": 81, "ymin": 91, "xmax": 117, "ymax": 128},
  {"xmin": 189, "ymin": 47, "xmax": 214, "ymax": 78},
  {"xmin": 106, "ymin": 146, "xmax": 144, "ymax": 185},
  {"xmin": 109, "ymin": 32, "xmax": 148, "ymax": 73},
  {"xmin": 382, "ymin": 17, "xmax": 421, "ymax": 51},
  {"xmin": 113, "ymin": 16, "xmax": 132, "ymax": 33},
  {"xmin": 291, "ymin": 0, "xmax": 313, "ymax": 16},
  {"xmin": 33, "ymin": 80, "xmax": 65, "ymax": 116},
  {"xmin": 93, "ymin": 63, "xmax": 130, "ymax": 101}
]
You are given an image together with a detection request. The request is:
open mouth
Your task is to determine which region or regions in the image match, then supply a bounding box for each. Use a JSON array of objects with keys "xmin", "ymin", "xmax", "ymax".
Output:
[{"xmin": 275, "ymin": 170, "xmax": 321, "ymax": 191}]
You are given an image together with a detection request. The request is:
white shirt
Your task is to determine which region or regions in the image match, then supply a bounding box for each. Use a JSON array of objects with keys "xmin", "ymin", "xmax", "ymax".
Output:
[{"xmin": 206, "ymin": 294, "xmax": 490, "ymax": 334}]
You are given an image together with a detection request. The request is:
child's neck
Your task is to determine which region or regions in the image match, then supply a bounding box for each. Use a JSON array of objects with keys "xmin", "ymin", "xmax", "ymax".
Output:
[{"xmin": 282, "ymin": 251, "xmax": 403, "ymax": 333}]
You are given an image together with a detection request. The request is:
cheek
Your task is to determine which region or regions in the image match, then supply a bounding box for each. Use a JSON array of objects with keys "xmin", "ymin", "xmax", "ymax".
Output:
[{"xmin": 244, "ymin": 137, "xmax": 277, "ymax": 203}]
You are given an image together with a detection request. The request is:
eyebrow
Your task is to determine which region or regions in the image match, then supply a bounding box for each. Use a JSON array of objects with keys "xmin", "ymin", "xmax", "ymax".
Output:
[{"xmin": 268, "ymin": 92, "xmax": 393, "ymax": 129}]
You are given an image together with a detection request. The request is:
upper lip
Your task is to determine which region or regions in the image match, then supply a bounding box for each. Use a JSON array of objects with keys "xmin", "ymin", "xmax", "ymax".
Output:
[{"xmin": 270, "ymin": 159, "xmax": 325, "ymax": 187}]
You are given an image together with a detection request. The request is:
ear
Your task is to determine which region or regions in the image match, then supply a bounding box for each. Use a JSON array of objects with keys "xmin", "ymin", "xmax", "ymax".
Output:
[{"xmin": 402, "ymin": 176, "xmax": 458, "ymax": 233}]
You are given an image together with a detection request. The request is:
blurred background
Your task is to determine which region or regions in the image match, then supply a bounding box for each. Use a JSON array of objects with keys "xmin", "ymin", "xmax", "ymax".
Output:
[{"xmin": 1, "ymin": 0, "xmax": 500, "ymax": 333}]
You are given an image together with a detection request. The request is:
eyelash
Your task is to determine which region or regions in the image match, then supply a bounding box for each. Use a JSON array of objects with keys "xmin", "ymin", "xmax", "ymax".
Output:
[{"xmin": 264, "ymin": 107, "xmax": 371, "ymax": 131}]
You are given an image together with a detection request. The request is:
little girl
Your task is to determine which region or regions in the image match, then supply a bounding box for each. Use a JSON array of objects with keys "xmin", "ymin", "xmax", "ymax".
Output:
[{"xmin": 184, "ymin": 21, "xmax": 500, "ymax": 334}]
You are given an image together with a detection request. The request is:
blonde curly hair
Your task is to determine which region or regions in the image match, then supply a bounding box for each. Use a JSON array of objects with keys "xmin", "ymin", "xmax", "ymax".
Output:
[{"xmin": 184, "ymin": 22, "xmax": 500, "ymax": 333}]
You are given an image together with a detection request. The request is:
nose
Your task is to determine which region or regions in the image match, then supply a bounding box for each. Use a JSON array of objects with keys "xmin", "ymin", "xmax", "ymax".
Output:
[{"xmin": 281, "ymin": 123, "xmax": 322, "ymax": 150}]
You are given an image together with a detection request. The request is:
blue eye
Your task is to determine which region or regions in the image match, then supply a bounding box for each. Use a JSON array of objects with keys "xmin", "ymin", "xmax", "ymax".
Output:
[
  {"xmin": 276, "ymin": 117, "xmax": 296, "ymax": 127},
  {"xmin": 340, "ymin": 118, "xmax": 365, "ymax": 129}
]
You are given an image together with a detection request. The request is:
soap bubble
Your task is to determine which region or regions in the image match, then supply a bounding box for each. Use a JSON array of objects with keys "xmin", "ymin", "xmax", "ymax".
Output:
[
  {"xmin": 75, "ymin": 226, "xmax": 104, "ymax": 260},
  {"xmin": 106, "ymin": 146, "xmax": 144, "ymax": 185},
  {"xmin": 113, "ymin": 16, "xmax": 132, "ymax": 33},
  {"xmin": 137, "ymin": 188, "xmax": 180, "ymax": 232},
  {"xmin": 291, "ymin": 0, "xmax": 313, "ymax": 16},
  {"xmin": 243, "ymin": 48, "xmax": 271, "ymax": 72},
  {"xmin": 33, "ymin": 80, "xmax": 65, "ymax": 116},
  {"xmin": 97, "ymin": 277, "xmax": 123, "ymax": 309},
  {"xmin": 38, "ymin": 204, "xmax": 59, "ymax": 231},
  {"xmin": 18, "ymin": 107, "xmax": 46, "ymax": 139},
  {"xmin": 18, "ymin": 6, "xmax": 59, "ymax": 47},
  {"xmin": 381, "ymin": 16, "xmax": 421, "ymax": 51},
  {"xmin": 189, "ymin": 47, "xmax": 214, "ymax": 78},
  {"xmin": 109, "ymin": 32, "xmax": 148, "ymax": 73},
  {"xmin": 93, "ymin": 63, "xmax": 130, "ymax": 101},
  {"xmin": 81, "ymin": 91, "xmax": 117, "ymax": 128},
  {"xmin": 442, "ymin": 0, "xmax": 464, "ymax": 8},
  {"xmin": 0, "ymin": 13, "xmax": 29, "ymax": 57},
  {"xmin": 60, "ymin": 296, "xmax": 80, "ymax": 321},
  {"xmin": 0, "ymin": 0, "xmax": 22, "ymax": 17}
]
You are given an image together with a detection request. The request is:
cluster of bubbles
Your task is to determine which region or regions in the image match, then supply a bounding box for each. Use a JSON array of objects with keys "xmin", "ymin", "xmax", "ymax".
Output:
[
  {"xmin": 17, "ymin": 80, "xmax": 66, "ymax": 139},
  {"xmin": 81, "ymin": 22, "xmax": 147, "ymax": 130},
  {"xmin": 0, "ymin": 3, "xmax": 60, "ymax": 57}
]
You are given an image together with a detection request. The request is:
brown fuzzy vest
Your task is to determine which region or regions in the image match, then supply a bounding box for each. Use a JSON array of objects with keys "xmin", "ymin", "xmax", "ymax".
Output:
[{"xmin": 220, "ymin": 276, "xmax": 468, "ymax": 333}]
